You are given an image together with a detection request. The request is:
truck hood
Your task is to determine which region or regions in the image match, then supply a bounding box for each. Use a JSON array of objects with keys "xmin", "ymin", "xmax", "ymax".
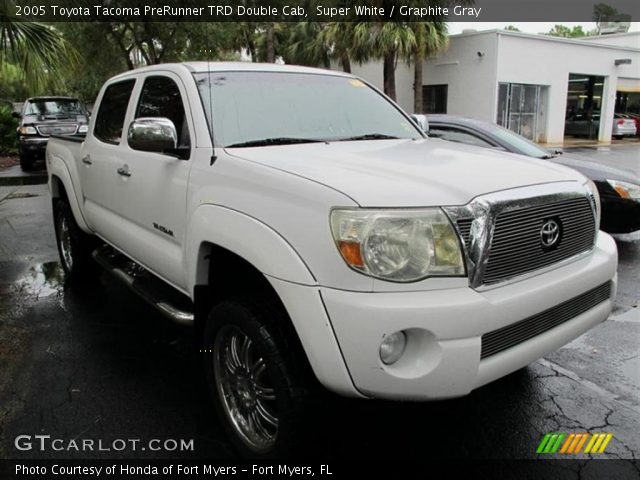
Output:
[{"xmin": 226, "ymin": 138, "xmax": 586, "ymax": 207}]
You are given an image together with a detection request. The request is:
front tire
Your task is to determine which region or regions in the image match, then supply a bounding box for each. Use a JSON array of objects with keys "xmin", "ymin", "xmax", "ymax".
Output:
[
  {"xmin": 203, "ymin": 297, "xmax": 316, "ymax": 458},
  {"xmin": 53, "ymin": 198, "xmax": 99, "ymax": 281}
]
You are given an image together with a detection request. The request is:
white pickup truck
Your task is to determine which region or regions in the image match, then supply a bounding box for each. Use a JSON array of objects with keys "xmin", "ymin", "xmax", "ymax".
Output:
[{"xmin": 47, "ymin": 62, "xmax": 617, "ymax": 457}]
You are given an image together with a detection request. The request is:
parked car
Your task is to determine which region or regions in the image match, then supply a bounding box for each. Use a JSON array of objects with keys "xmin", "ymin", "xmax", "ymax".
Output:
[
  {"xmin": 624, "ymin": 112, "xmax": 640, "ymax": 136},
  {"xmin": 564, "ymin": 112, "xmax": 637, "ymax": 139},
  {"xmin": 47, "ymin": 63, "xmax": 617, "ymax": 457},
  {"xmin": 424, "ymin": 114, "xmax": 640, "ymax": 235},
  {"xmin": 14, "ymin": 96, "xmax": 89, "ymax": 171},
  {"xmin": 612, "ymin": 114, "xmax": 637, "ymax": 139}
]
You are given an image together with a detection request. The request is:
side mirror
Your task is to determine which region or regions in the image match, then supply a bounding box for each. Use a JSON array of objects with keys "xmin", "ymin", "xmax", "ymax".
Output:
[
  {"xmin": 411, "ymin": 114, "xmax": 429, "ymax": 134},
  {"xmin": 11, "ymin": 111, "xmax": 21, "ymax": 119},
  {"xmin": 127, "ymin": 117, "xmax": 177, "ymax": 154}
]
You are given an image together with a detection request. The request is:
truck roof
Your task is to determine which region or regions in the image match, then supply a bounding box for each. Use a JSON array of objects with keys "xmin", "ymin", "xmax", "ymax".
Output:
[{"xmin": 109, "ymin": 61, "xmax": 353, "ymax": 81}]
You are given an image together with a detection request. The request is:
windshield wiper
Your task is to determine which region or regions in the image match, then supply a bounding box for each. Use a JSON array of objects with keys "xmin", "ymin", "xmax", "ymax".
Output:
[
  {"xmin": 540, "ymin": 154, "xmax": 557, "ymax": 159},
  {"xmin": 336, "ymin": 133, "xmax": 402, "ymax": 142},
  {"xmin": 225, "ymin": 137, "xmax": 326, "ymax": 148}
]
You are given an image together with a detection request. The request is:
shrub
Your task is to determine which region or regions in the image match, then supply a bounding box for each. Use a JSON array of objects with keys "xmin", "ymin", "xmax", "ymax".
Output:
[{"xmin": 0, "ymin": 105, "xmax": 19, "ymax": 156}]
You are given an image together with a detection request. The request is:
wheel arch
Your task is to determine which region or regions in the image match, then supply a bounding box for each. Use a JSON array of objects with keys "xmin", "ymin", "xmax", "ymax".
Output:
[
  {"xmin": 187, "ymin": 205, "xmax": 359, "ymax": 397},
  {"xmin": 48, "ymin": 157, "xmax": 91, "ymax": 233}
]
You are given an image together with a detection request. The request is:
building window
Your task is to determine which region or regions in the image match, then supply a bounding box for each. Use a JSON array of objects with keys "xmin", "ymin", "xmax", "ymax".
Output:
[{"xmin": 422, "ymin": 85, "xmax": 448, "ymax": 114}]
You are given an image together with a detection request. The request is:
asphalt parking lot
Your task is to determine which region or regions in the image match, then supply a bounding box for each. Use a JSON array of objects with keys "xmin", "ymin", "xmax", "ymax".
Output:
[{"xmin": 0, "ymin": 148, "xmax": 638, "ymax": 472}]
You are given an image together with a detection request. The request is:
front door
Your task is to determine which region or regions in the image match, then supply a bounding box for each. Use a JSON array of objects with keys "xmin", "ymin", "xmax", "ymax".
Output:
[{"xmin": 107, "ymin": 73, "xmax": 194, "ymax": 291}]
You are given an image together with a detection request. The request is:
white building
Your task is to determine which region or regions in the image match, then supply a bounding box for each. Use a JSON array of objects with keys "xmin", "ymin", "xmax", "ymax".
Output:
[{"xmin": 345, "ymin": 30, "xmax": 640, "ymax": 144}]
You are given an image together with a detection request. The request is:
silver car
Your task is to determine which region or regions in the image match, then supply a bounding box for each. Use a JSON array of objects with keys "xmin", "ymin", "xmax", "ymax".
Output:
[{"xmin": 613, "ymin": 114, "xmax": 637, "ymax": 139}]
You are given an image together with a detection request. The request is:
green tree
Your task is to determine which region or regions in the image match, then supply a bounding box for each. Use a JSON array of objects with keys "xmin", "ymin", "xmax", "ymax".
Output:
[
  {"xmin": 593, "ymin": 3, "xmax": 618, "ymax": 23},
  {"xmin": 360, "ymin": 22, "xmax": 416, "ymax": 101},
  {"xmin": 286, "ymin": 22, "xmax": 331, "ymax": 68},
  {"xmin": 57, "ymin": 22, "xmax": 238, "ymax": 101},
  {"xmin": 285, "ymin": 22, "xmax": 357, "ymax": 72},
  {"xmin": 0, "ymin": 1, "xmax": 77, "ymax": 92},
  {"xmin": 547, "ymin": 25, "xmax": 589, "ymax": 38},
  {"xmin": 410, "ymin": 21, "xmax": 448, "ymax": 113},
  {"xmin": 504, "ymin": 25, "xmax": 521, "ymax": 32}
]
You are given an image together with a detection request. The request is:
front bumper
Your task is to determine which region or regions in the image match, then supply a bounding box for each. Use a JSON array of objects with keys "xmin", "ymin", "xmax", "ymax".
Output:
[
  {"xmin": 20, "ymin": 137, "xmax": 48, "ymax": 155},
  {"xmin": 601, "ymin": 197, "xmax": 640, "ymax": 234},
  {"xmin": 612, "ymin": 127, "xmax": 637, "ymax": 137},
  {"xmin": 319, "ymin": 233, "xmax": 617, "ymax": 400}
]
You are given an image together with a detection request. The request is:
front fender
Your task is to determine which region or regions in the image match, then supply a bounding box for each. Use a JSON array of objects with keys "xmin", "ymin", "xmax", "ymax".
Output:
[{"xmin": 185, "ymin": 204, "xmax": 316, "ymax": 294}]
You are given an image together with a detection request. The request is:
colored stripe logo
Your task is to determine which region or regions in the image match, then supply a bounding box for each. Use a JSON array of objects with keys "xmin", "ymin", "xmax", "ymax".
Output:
[{"xmin": 537, "ymin": 433, "xmax": 613, "ymax": 454}]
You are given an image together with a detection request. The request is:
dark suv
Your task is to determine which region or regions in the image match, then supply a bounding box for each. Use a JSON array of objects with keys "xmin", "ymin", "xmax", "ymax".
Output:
[{"xmin": 14, "ymin": 97, "xmax": 89, "ymax": 170}]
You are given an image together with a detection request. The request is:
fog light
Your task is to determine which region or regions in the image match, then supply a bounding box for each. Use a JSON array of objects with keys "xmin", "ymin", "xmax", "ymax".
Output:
[{"xmin": 379, "ymin": 331, "xmax": 407, "ymax": 365}]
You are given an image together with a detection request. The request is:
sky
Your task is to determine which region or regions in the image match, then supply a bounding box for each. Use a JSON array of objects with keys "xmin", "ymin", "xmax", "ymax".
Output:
[{"xmin": 448, "ymin": 22, "xmax": 640, "ymax": 35}]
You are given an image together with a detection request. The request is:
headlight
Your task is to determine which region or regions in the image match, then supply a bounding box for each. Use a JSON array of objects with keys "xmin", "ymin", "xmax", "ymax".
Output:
[
  {"xmin": 606, "ymin": 179, "xmax": 640, "ymax": 200},
  {"xmin": 18, "ymin": 126, "xmax": 37, "ymax": 135},
  {"xmin": 77, "ymin": 125, "xmax": 88, "ymax": 134},
  {"xmin": 330, "ymin": 208, "xmax": 465, "ymax": 282}
]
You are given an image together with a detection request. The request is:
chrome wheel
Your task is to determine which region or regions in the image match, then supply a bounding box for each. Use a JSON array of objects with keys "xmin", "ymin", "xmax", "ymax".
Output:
[
  {"xmin": 58, "ymin": 215, "xmax": 73, "ymax": 272},
  {"xmin": 213, "ymin": 325, "xmax": 278, "ymax": 452}
]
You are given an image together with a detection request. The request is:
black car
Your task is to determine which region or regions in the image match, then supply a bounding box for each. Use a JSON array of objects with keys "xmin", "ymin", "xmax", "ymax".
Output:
[
  {"xmin": 423, "ymin": 114, "xmax": 640, "ymax": 236},
  {"xmin": 13, "ymin": 96, "xmax": 89, "ymax": 171}
]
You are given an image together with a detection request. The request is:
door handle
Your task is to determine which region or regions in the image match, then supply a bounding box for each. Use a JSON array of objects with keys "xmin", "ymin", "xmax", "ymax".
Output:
[
  {"xmin": 81, "ymin": 155, "xmax": 92, "ymax": 165},
  {"xmin": 117, "ymin": 166, "xmax": 131, "ymax": 177}
]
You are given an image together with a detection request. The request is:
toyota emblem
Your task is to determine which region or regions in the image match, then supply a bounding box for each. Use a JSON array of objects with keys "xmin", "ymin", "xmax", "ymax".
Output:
[{"xmin": 540, "ymin": 219, "xmax": 561, "ymax": 250}]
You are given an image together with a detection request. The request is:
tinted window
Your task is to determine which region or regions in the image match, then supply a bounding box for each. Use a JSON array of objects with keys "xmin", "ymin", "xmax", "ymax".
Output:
[
  {"xmin": 430, "ymin": 126, "xmax": 493, "ymax": 148},
  {"xmin": 94, "ymin": 80, "xmax": 135, "ymax": 144},
  {"xmin": 136, "ymin": 76, "xmax": 190, "ymax": 148},
  {"xmin": 487, "ymin": 124, "xmax": 550, "ymax": 158}
]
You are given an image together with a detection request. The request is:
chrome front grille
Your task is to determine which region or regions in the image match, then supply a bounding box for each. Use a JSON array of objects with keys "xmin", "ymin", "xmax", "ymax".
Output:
[
  {"xmin": 36, "ymin": 124, "xmax": 77, "ymax": 136},
  {"xmin": 482, "ymin": 197, "xmax": 595, "ymax": 284},
  {"xmin": 481, "ymin": 281, "xmax": 611, "ymax": 359},
  {"xmin": 457, "ymin": 218, "xmax": 473, "ymax": 249},
  {"xmin": 445, "ymin": 183, "xmax": 598, "ymax": 289}
]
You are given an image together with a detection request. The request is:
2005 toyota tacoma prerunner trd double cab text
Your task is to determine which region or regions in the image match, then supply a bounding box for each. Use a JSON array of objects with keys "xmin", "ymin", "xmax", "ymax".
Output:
[{"xmin": 46, "ymin": 62, "xmax": 618, "ymax": 457}]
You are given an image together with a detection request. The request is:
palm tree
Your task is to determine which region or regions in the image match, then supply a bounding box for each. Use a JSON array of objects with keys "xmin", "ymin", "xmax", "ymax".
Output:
[
  {"xmin": 362, "ymin": 22, "xmax": 416, "ymax": 101},
  {"xmin": 286, "ymin": 22, "xmax": 331, "ymax": 68},
  {"xmin": 0, "ymin": 2, "xmax": 77, "ymax": 91},
  {"xmin": 286, "ymin": 22, "xmax": 357, "ymax": 72},
  {"xmin": 410, "ymin": 21, "xmax": 448, "ymax": 113}
]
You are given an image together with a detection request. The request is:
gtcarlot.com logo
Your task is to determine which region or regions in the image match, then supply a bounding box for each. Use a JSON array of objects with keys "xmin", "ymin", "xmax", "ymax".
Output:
[
  {"xmin": 15, "ymin": 435, "xmax": 194, "ymax": 452},
  {"xmin": 537, "ymin": 432, "xmax": 613, "ymax": 455}
]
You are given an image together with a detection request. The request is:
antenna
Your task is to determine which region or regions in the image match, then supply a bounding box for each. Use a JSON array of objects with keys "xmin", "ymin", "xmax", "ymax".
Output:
[{"xmin": 205, "ymin": 25, "xmax": 216, "ymax": 165}]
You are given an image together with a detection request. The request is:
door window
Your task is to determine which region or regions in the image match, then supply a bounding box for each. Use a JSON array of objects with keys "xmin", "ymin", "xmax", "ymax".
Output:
[
  {"xmin": 136, "ymin": 76, "xmax": 191, "ymax": 149},
  {"xmin": 94, "ymin": 80, "xmax": 135, "ymax": 144},
  {"xmin": 429, "ymin": 126, "xmax": 494, "ymax": 148}
]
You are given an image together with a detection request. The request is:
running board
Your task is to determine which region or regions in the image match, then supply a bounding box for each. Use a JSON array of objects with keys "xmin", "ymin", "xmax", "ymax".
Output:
[{"xmin": 92, "ymin": 246, "xmax": 194, "ymax": 325}]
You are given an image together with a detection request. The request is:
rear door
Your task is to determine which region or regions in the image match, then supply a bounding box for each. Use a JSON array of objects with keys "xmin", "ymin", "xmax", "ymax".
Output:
[{"xmin": 80, "ymin": 79, "xmax": 137, "ymax": 231}]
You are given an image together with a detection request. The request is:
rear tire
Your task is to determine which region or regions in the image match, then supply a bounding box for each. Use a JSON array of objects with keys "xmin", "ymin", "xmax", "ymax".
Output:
[
  {"xmin": 53, "ymin": 198, "xmax": 99, "ymax": 281},
  {"xmin": 203, "ymin": 296, "xmax": 318, "ymax": 458}
]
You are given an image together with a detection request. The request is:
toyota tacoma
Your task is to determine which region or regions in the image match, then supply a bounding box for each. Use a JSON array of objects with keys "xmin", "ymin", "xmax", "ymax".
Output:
[{"xmin": 46, "ymin": 63, "xmax": 618, "ymax": 457}]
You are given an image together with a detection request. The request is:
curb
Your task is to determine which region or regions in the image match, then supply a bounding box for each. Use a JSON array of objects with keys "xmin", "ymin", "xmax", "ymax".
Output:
[{"xmin": 0, "ymin": 174, "xmax": 48, "ymax": 187}]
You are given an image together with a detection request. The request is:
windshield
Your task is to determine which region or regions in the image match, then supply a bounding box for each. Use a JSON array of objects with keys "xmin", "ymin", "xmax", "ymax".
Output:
[
  {"xmin": 24, "ymin": 99, "xmax": 85, "ymax": 117},
  {"xmin": 194, "ymin": 71, "xmax": 422, "ymax": 147},
  {"xmin": 487, "ymin": 124, "xmax": 551, "ymax": 159}
]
